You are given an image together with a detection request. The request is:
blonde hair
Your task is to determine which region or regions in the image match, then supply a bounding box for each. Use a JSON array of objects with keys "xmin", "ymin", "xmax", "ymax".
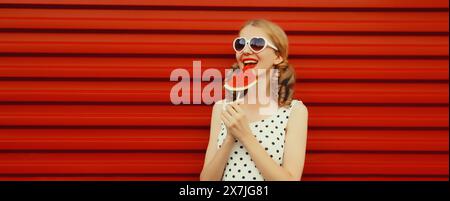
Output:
[{"xmin": 229, "ymin": 19, "xmax": 296, "ymax": 107}]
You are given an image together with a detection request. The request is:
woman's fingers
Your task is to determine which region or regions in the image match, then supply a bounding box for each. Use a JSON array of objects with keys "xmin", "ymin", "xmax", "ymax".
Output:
[
  {"xmin": 231, "ymin": 102, "xmax": 244, "ymax": 114},
  {"xmin": 225, "ymin": 104, "xmax": 238, "ymax": 116},
  {"xmin": 222, "ymin": 110, "xmax": 233, "ymax": 123},
  {"xmin": 220, "ymin": 113, "xmax": 231, "ymax": 127},
  {"xmin": 222, "ymin": 102, "xmax": 246, "ymax": 129}
]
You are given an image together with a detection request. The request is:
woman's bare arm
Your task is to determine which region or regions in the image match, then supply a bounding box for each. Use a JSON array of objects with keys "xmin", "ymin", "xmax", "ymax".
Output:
[{"xmin": 200, "ymin": 100, "xmax": 235, "ymax": 181}]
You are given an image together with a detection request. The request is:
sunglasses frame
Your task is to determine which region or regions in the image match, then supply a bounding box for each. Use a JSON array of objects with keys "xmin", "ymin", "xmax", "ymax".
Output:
[{"xmin": 233, "ymin": 37, "xmax": 279, "ymax": 53}]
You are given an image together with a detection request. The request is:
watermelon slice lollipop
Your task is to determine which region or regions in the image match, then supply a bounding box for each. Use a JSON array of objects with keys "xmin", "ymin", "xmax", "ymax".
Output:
[{"xmin": 224, "ymin": 68, "xmax": 257, "ymax": 91}]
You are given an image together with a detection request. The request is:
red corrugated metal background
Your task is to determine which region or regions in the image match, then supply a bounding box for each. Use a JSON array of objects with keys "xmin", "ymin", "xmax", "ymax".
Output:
[{"xmin": 0, "ymin": 0, "xmax": 448, "ymax": 181}]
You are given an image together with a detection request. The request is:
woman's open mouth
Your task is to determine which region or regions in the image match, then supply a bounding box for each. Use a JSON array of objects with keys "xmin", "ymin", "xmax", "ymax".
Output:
[{"xmin": 242, "ymin": 58, "xmax": 258, "ymax": 72}]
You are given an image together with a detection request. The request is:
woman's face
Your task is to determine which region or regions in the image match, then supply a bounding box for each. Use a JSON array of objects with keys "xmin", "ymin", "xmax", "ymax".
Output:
[{"xmin": 235, "ymin": 25, "xmax": 283, "ymax": 76}]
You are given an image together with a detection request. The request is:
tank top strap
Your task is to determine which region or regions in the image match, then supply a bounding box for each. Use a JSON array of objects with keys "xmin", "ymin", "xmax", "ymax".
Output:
[
  {"xmin": 289, "ymin": 99, "xmax": 301, "ymax": 108},
  {"xmin": 286, "ymin": 99, "xmax": 302, "ymax": 117}
]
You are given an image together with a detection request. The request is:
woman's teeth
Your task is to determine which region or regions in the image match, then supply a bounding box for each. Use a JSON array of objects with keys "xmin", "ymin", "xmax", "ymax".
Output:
[
  {"xmin": 243, "ymin": 61, "xmax": 258, "ymax": 71},
  {"xmin": 243, "ymin": 60, "xmax": 258, "ymax": 65}
]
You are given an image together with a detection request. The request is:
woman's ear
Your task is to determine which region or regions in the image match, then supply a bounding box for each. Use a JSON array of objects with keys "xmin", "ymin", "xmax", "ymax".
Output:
[{"xmin": 274, "ymin": 55, "xmax": 283, "ymax": 65}]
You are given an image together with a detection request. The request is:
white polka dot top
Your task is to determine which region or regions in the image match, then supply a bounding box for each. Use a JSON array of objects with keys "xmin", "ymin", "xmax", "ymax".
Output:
[{"xmin": 217, "ymin": 99, "xmax": 303, "ymax": 181}]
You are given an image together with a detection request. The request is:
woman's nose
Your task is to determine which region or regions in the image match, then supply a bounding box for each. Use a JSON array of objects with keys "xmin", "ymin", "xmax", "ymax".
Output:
[{"xmin": 241, "ymin": 44, "xmax": 252, "ymax": 55}]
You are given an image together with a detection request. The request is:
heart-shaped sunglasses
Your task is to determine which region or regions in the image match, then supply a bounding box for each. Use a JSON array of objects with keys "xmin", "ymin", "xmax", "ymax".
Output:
[{"xmin": 232, "ymin": 37, "xmax": 279, "ymax": 53}]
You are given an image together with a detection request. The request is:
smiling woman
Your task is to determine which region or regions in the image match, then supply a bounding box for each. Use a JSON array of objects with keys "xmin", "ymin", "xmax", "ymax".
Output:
[
  {"xmin": 200, "ymin": 19, "xmax": 308, "ymax": 181},
  {"xmin": 0, "ymin": 0, "xmax": 445, "ymax": 184}
]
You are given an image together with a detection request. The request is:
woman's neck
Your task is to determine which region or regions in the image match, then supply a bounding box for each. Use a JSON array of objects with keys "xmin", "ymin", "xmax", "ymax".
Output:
[{"xmin": 240, "ymin": 82, "xmax": 279, "ymax": 116}]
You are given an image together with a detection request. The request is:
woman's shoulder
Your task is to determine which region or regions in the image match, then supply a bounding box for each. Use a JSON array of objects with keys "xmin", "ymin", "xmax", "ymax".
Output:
[
  {"xmin": 213, "ymin": 99, "xmax": 226, "ymax": 107},
  {"xmin": 289, "ymin": 99, "xmax": 308, "ymax": 116},
  {"xmin": 282, "ymin": 99, "xmax": 306, "ymax": 109},
  {"xmin": 211, "ymin": 99, "xmax": 226, "ymax": 115}
]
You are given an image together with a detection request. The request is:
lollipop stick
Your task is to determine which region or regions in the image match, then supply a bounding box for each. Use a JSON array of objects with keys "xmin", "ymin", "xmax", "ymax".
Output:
[{"xmin": 223, "ymin": 91, "xmax": 243, "ymax": 111}]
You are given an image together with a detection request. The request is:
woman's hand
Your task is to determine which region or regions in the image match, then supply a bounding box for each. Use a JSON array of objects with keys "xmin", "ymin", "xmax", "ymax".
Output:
[
  {"xmin": 222, "ymin": 128, "xmax": 235, "ymax": 145},
  {"xmin": 220, "ymin": 102, "xmax": 253, "ymax": 141}
]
